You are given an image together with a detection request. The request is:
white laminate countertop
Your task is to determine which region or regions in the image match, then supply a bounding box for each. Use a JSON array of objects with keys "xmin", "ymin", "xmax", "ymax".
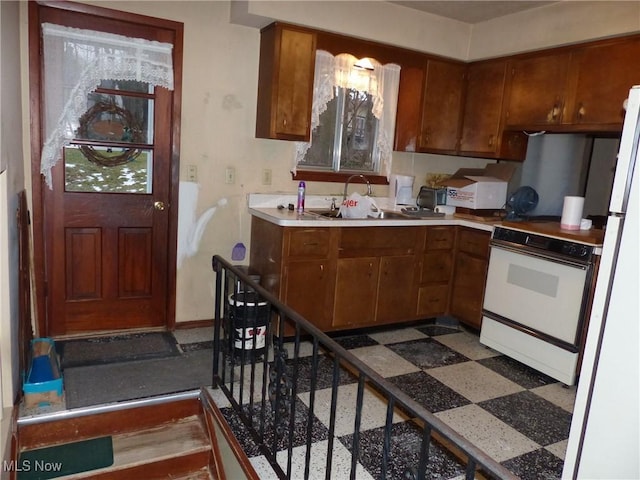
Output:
[{"xmin": 247, "ymin": 193, "xmax": 495, "ymax": 232}]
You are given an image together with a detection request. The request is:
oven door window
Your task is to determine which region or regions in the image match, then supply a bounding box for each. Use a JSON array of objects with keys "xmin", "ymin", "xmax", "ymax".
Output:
[{"xmin": 483, "ymin": 246, "xmax": 588, "ymax": 344}]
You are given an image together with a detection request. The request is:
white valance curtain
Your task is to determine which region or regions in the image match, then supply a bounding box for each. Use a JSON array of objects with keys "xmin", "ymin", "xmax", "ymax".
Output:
[
  {"xmin": 40, "ymin": 23, "xmax": 174, "ymax": 188},
  {"xmin": 293, "ymin": 50, "xmax": 401, "ymax": 179}
]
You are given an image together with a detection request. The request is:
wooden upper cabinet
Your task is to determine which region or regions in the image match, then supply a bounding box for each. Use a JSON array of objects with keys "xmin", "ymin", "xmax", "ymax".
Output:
[
  {"xmin": 255, "ymin": 23, "xmax": 316, "ymax": 141},
  {"xmin": 564, "ymin": 37, "xmax": 640, "ymax": 130},
  {"xmin": 459, "ymin": 59, "xmax": 508, "ymax": 156},
  {"xmin": 394, "ymin": 64, "xmax": 425, "ymax": 152},
  {"xmin": 504, "ymin": 35, "xmax": 640, "ymax": 131},
  {"xmin": 418, "ymin": 59, "xmax": 466, "ymax": 153},
  {"xmin": 504, "ymin": 51, "xmax": 571, "ymax": 128}
]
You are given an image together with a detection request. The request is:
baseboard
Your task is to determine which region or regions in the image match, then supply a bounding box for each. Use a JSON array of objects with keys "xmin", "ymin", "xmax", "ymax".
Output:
[{"xmin": 174, "ymin": 319, "xmax": 214, "ymax": 330}]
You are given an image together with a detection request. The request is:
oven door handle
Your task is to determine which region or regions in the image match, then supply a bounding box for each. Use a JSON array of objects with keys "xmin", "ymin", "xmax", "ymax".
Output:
[{"xmin": 489, "ymin": 241, "xmax": 590, "ymax": 270}]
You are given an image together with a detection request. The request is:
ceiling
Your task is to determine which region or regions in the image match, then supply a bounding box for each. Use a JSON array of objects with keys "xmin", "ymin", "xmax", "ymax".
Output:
[{"xmin": 389, "ymin": 1, "xmax": 558, "ymax": 24}]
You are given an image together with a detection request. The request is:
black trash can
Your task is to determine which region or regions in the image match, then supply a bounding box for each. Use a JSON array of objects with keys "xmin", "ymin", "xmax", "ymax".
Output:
[
  {"xmin": 228, "ymin": 265, "xmax": 261, "ymax": 295},
  {"xmin": 227, "ymin": 291, "xmax": 269, "ymax": 361}
]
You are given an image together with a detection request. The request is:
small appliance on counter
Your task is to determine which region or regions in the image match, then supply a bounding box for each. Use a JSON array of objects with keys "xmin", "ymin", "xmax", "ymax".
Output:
[
  {"xmin": 388, "ymin": 174, "xmax": 415, "ymax": 205},
  {"xmin": 399, "ymin": 186, "xmax": 446, "ymax": 217},
  {"xmin": 416, "ymin": 185, "xmax": 447, "ymax": 210}
]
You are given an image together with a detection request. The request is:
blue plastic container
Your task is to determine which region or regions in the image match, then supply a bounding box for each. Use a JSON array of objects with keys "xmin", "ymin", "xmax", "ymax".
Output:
[{"xmin": 23, "ymin": 338, "xmax": 63, "ymax": 406}]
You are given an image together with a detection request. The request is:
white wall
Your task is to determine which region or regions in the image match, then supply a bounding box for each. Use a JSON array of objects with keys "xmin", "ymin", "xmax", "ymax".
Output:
[
  {"xmin": 1, "ymin": 0, "xmax": 26, "ymax": 465},
  {"xmin": 20, "ymin": 1, "xmax": 640, "ymax": 325},
  {"xmin": 470, "ymin": 1, "xmax": 640, "ymax": 60},
  {"xmin": 230, "ymin": 0, "xmax": 472, "ymax": 60}
]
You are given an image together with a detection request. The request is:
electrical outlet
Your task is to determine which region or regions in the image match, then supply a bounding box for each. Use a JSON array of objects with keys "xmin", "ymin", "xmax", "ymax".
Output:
[
  {"xmin": 187, "ymin": 165, "xmax": 198, "ymax": 182},
  {"xmin": 225, "ymin": 167, "xmax": 235, "ymax": 184},
  {"xmin": 262, "ymin": 168, "xmax": 272, "ymax": 185}
]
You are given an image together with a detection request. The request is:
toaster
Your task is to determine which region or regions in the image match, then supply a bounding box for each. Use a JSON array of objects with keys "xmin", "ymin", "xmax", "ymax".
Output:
[{"xmin": 416, "ymin": 186, "xmax": 447, "ymax": 210}]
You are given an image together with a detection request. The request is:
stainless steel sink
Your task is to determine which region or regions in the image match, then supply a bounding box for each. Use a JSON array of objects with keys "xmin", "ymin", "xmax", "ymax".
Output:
[{"xmin": 308, "ymin": 209, "xmax": 414, "ymax": 220}]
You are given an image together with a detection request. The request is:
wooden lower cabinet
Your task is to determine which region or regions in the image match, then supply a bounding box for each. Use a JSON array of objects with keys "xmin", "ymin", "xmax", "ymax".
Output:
[
  {"xmin": 250, "ymin": 218, "xmax": 493, "ymax": 333},
  {"xmin": 283, "ymin": 260, "xmax": 333, "ymax": 331},
  {"xmin": 333, "ymin": 254, "xmax": 419, "ymax": 329},
  {"xmin": 449, "ymin": 228, "xmax": 490, "ymax": 329},
  {"xmin": 417, "ymin": 227, "xmax": 454, "ymax": 317},
  {"xmin": 376, "ymin": 255, "xmax": 417, "ymax": 324},
  {"xmin": 333, "ymin": 257, "xmax": 379, "ymax": 328},
  {"xmin": 417, "ymin": 285, "xmax": 449, "ymax": 317}
]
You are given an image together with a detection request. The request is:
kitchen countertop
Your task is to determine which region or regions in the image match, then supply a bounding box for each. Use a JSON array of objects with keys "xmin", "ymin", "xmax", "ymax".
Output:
[
  {"xmin": 246, "ymin": 194, "xmax": 605, "ymax": 244},
  {"xmin": 500, "ymin": 220, "xmax": 605, "ymax": 246},
  {"xmin": 248, "ymin": 206, "xmax": 496, "ymax": 232}
]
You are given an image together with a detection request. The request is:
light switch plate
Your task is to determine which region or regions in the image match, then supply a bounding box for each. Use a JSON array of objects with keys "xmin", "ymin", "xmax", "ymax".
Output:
[
  {"xmin": 225, "ymin": 167, "xmax": 235, "ymax": 184},
  {"xmin": 187, "ymin": 165, "xmax": 198, "ymax": 182},
  {"xmin": 262, "ymin": 168, "xmax": 272, "ymax": 185}
]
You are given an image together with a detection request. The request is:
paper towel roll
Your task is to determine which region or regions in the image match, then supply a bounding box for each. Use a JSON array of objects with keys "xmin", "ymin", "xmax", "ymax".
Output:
[{"xmin": 561, "ymin": 196, "xmax": 584, "ymax": 230}]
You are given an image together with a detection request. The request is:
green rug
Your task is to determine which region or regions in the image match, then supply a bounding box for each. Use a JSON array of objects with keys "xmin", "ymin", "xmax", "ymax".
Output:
[{"xmin": 18, "ymin": 436, "xmax": 113, "ymax": 479}]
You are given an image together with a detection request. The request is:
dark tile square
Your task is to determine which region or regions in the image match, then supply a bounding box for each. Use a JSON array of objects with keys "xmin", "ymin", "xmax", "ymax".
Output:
[
  {"xmin": 386, "ymin": 338, "xmax": 469, "ymax": 369},
  {"xmin": 501, "ymin": 448, "xmax": 565, "ymax": 480},
  {"xmin": 477, "ymin": 355, "xmax": 558, "ymax": 389},
  {"xmin": 281, "ymin": 354, "xmax": 358, "ymax": 393},
  {"xmin": 329, "ymin": 333, "xmax": 379, "ymax": 350},
  {"xmin": 219, "ymin": 405, "xmax": 263, "ymax": 457},
  {"xmin": 415, "ymin": 324, "xmax": 461, "ymax": 337},
  {"xmin": 339, "ymin": 420, "xmax": 466, "ymax": 479},
  {"xmin": 386, "ymin": 371, "xmax": 471, "ymax": 413},
  {"xmin": 221, "ymin": 396, "xmax": 330, "ymax": 454},
  {"xmin": 479, "ymin": 391, "xmax": 572, "ymax": 446}
]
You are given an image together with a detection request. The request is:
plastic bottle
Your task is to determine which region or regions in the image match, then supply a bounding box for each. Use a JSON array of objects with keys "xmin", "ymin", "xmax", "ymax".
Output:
[{"xmin": 296, "ymin": 181, "xmax": 306, "ymax": 213}]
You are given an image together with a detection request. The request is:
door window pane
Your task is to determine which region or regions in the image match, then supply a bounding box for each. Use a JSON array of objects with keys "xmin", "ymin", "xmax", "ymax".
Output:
[
  {"xmin": 76, "ymin": 92, "xmax": 154, "ymax": 145},
  {"xmin": 64, "ymin": 146, "xmax": 153, "ymax": 193}
]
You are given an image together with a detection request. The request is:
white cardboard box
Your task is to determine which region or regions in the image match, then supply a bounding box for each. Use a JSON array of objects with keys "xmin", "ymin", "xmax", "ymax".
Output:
[{"xmin": 438, "ymin": 164, "xmax": 516, "ymax": 210}]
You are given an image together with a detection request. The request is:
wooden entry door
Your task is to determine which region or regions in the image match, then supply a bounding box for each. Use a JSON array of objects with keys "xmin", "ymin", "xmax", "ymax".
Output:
[
  {"xmin": 46, "ymin": 87, "xmax": 172, "ymax": 335},
  {"xmin": 30, "ymin": 3, "xmax": 183, "ymax": 336}
]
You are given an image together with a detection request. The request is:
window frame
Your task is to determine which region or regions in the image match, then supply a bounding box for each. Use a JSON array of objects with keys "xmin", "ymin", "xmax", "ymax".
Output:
[{"xmin": 297, "ymin": 86, "xmax": 382, "ymax": 177}]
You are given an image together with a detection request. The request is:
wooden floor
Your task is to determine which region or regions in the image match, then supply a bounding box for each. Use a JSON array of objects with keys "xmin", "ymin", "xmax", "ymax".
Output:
[{"xmin": 13, "ymin": 389, "xmax": 259, "ymax": 480}]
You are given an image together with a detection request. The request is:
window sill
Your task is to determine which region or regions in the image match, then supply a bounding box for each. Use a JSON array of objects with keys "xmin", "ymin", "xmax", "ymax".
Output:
[{"xmin": 291, "ymin": 170, "xmax": 389, "ymax": 185}]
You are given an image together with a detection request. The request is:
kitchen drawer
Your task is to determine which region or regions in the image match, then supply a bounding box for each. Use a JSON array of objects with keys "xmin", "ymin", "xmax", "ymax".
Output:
[
  {"xmin": 421, "ymin": 252, "xmax": 452, "ymax": 283},
  {"xmin": 425, "ymin": 226, "xmax": 455, "ymax": 251},
  {"xmin": 287, "ymin": 228, "xmax": 331, "ymax": 258},
  {"xmin": 340, "ymin": 226, "xmax": 419, "ymax": 257},
  {"xmin": 417, "ymin": 285, "xmax": 449, "ymax": 316},
  {"xmin": 457, "ymin": 228, "xmax": 490, "ymax": 258}
]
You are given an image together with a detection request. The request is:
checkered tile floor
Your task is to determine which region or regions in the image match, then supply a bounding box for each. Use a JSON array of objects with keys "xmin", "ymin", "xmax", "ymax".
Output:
[{"xmin": 206, "ymin": 323, "xmax": 576, "ymax": 479}]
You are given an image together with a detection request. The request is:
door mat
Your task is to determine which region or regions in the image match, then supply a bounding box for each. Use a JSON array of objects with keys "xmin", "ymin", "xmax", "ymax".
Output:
[
  {"xmin": 64, "ymin": 349, "xmax": 213, "ymax": 409},
  {"xmin": 18, "ymin": 436, "xmax": 113, "ymax": 479},
  {"xmin": 57, "ymin": 332, "xmax": 180, "ymax": 369}
]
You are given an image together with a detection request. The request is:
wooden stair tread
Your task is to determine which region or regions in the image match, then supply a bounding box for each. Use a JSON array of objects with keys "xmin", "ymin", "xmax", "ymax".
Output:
[
  {"xmin": 61, "ymin": 415, "xmax": 211, "ymax": 479},
  {"xmin": 165, "ymin": 467, "xmax": 215, "ymax": 480}
]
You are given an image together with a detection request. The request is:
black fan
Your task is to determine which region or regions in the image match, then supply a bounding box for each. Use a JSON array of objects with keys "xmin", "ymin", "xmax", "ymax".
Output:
[{"xmin": 505, "ymin": 186, "xmax": 539, "ymax": 220}]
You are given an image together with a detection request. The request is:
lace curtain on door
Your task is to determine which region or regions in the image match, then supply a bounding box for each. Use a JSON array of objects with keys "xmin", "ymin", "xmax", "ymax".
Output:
[
  {"xmin": 40, "ymin": 23, "xmax": 174, "ymax": 188},
  {"xmin": 293, "ymin": 50, "xmax": 401, "ymax": 179}
]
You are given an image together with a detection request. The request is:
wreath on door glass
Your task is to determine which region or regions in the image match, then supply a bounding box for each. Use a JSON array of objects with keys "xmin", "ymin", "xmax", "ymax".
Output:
[{"xmin": 76, "ymin": 101, "xmax": 144, "ymax": 167}]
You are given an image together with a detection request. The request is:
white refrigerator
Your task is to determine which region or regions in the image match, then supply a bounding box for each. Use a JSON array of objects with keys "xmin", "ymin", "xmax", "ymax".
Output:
[{"xmin": 563, "ymin": 86, "xmax": 640, "ymax": 478}]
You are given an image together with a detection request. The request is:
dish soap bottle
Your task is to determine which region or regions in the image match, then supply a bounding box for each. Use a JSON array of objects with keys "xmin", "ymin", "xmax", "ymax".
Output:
[{"xmin": 296, "ymin": 181, "xmax": 306, "ymax": 213}]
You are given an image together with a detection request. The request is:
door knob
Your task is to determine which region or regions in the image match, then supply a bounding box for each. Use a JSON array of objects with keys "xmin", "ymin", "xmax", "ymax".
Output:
[{"xmin": 154, "ymin": 201, "xmax": 166, "ymax": 211}]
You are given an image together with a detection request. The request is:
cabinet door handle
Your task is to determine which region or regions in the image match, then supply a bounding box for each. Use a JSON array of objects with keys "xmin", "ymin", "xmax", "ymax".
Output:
[
  {"xmin": 547, "ymin": 104, "xmax": 561, "ymax": 122},
  {"xmin": 576, "ymin": 103, "xmax": 586, "ymax": 120},
  {"xmin": 488, "ymin": 135, "xmax": 495, "ymax": 148}
]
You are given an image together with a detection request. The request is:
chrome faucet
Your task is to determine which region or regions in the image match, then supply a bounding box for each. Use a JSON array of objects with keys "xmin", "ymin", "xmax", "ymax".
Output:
[{"xmin": 342, "ymin": 174, "xmax": 372, "ymax": 203}]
